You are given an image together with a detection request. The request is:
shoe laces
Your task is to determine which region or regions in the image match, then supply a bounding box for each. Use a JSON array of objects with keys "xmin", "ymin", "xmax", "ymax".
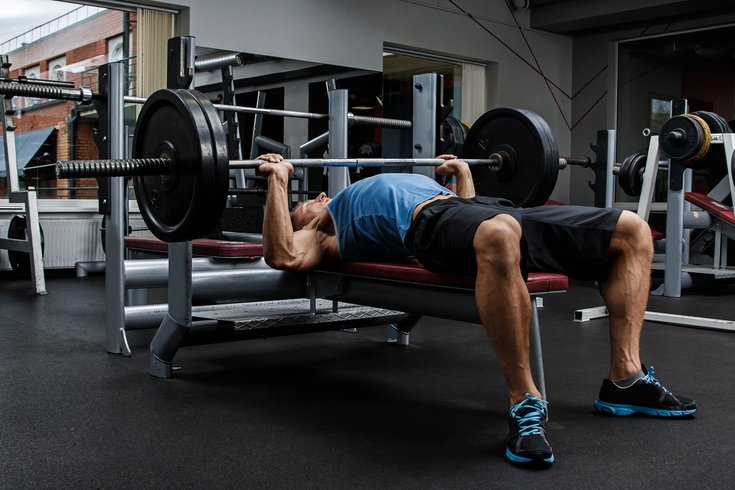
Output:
[
  {"xmin": 641, "ymin": 365, "xmax": 671, "ymax": 394},
  {"xmin": 509, "ymin": 393, "xmax": 548, "ymax": 436}
]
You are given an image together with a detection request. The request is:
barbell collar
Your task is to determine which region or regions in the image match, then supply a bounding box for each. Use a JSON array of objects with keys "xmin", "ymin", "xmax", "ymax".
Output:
[{"xmin": 666, "ymin": 129, "xmax": 687, "ymax": 144}]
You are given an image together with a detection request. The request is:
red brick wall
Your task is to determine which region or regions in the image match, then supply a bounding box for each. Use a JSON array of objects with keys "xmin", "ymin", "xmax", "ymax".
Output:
[
  {"xmin": 4, "ymin": 10, "xmax": 137, "ymax": 199},
  {"xmin": 8, "ymin": 11, "xmax": 124, "ymax": 70}
]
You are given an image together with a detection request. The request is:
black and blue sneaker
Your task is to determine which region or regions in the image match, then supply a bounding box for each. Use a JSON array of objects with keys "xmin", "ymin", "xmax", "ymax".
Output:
[
  {"xmin": 593, "ymin": 365, "xmax": 697, "ymax": 417},
  {"xmin": 505, "ymin": 394, "xmax": 554, "ymax": 465}
]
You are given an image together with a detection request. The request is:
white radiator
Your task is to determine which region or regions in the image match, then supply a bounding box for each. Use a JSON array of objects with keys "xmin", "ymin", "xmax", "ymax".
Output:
[{"xmin": 0, "ymin": 217, "xmax": 105, "ymax": 270}]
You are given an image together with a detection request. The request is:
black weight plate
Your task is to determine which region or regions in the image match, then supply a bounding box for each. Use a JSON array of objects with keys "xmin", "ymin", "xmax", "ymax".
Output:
[
  {"xmin": 463, "ymin": 107, "xmax": 559, "ymax": 207},
  {"xmin": 617, "ymin": 153, "xmax": 636, "ymax": 197},
  {"xmin": 660, "ymin": 114, "xmax": 705, "ymax": 162},
  {"xmin": 523, "ymin": 109, "xmax": 560, "ymax": 207},
  {"xmin": 690, "ymin": 111, "xmax": 730, "ymax": 171},
  {"xmin": 133, "ymin": 89, "xmax": 221, "ymax": 242},
  {"xmin": 7, "ymin": 215, "xmax": 44, "ymax": 273},
  {"xmin": 627, "ymin": 153, "xmax": 647, "ymax": 197},
  {"xmin": 439, "ymin": 116, "xmax": 468, "ymax": 156},
  {"xmin": 187, "ymin": 89, "xmax": 230, "ymax": 237}
]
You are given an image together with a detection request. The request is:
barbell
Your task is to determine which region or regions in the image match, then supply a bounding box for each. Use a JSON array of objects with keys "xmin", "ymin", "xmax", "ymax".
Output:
[{"xmin": 55, "ymin": 88, "xmax": 589, "ymax": 242}]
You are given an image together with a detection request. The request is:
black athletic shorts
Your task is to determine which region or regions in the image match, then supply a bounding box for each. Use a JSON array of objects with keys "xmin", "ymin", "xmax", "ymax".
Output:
[{"xmin": 407, "ymin": 196, "xmax": 623, "ymax": 281}]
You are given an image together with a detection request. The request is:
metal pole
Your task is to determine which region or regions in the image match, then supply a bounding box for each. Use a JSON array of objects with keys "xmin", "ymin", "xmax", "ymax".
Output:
[
  {"xmin": 412, "ymin": 73, "xmax": 438, "ymax": 178},
  {"xmin": 104, "ymin": 62, "xmax": 128, "ymax": 354},
  {"xmin": 328, "ymin": 89, "xmax": 349, "ymax": 194}
]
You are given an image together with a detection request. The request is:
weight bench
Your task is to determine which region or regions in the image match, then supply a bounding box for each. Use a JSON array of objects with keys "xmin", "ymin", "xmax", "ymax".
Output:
[
  {"xmin": 685, "ymin": 192, "xmax": 735, "ymax": 270},
  {"xmin": 123, "ymin": 237, "xmax": 567, "ymax": 398}
]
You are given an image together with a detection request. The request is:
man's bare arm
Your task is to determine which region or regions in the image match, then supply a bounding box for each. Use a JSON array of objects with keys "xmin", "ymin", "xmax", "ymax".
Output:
[
  {"xmin": 258, "ymin": 154, "xmax": 326, "ymax": 271},
  {"xmin": 435, "ymin": 154, "xmax": 476, "ymax": 198}
]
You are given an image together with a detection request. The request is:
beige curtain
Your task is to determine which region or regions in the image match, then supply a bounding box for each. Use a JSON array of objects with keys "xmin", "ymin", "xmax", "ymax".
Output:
[{"xmin": 136, "ymin": 9, "xmax": 174, "ymax": 98}]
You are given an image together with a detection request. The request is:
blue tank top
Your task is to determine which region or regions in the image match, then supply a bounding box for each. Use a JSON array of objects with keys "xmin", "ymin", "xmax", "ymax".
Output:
[{"xmin": 326, "ymin": 173, "xmax": 454, "ymax": 261}]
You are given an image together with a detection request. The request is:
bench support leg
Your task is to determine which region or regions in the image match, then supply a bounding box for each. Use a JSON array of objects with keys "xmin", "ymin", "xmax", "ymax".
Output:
[
  {"xmin": 529, "ymin": 298, "xmax": 546, "ymax": 400},
  {"xmin": 149, "ymin": 242, "xmax": 192, "ymax": 378},
  {"xmin": 387, "ymin": 314, "xmax": 421, "ymax": 346}
]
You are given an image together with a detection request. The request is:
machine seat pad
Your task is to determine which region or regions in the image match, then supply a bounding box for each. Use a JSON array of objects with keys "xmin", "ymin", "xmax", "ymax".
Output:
[
  {"xmin": 684, "ymin": 192, "xmax": 735, "ymax": 226},
  {"xmin": 320, "ymin": 261, "xmax": 568, "ymax": 294},
  {"xmin": 124, "ymin": 237, "xmax": 265, "ymax": 258}
]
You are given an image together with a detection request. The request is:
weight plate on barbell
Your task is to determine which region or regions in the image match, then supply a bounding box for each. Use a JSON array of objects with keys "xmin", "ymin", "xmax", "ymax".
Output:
[
  {"xmin": 618, "ymin": 152, "xmax": 647, "ymax": 197},
  {"xmin": 133, "ymin": 89, "xmax": 229, "ymax": 242},
  {"xmin": 660, "ymin": 114, "xmax": 708, "ymax": 163},
  {"xmin": 462, "ymin": 107, "xmax": 559, "ymax": 207},
  {"xmin": 438, "ymin": 116, "xmax": 469, "ymax": 156},
  {"xmin": 688, "ymin": 110, "xmax": 731, "ymax": 171}
]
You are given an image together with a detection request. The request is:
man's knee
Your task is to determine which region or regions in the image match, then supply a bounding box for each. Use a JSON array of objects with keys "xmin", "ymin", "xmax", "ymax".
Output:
[
  {"xmin": 473, "ymin": 214, "xmax": 523, "ymax": 271},
  {"xmin": 612, "ymin": 210, "xmax": 653, "ymax": 261}
]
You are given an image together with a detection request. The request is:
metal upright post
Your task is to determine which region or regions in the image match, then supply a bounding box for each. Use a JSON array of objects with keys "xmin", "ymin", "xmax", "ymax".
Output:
[
  {"xmin": 662, "ymin": 99, "xmax": 689, "ymax": 298},
  {"xmin": 102, "ymin": 62, "xmax": 128, "ymax": 353},
  {"xmin": 412, "ymin": 73, "xmax": 438, "ymax": 178},
  {"xmin": 148, "ymin": 37, "xmax": 196, "ymax": 375},
  {"xmin": 604, "ymin": 130, "xmax": 616, "ymax": 208},
  {"xmin": 0, "ymin": 55, "xmax": 46, "ymax": 294},
  {"xmin": 327, "ymin": 89, "xmax": 349, "ymax": 194},
  {"xmin": 636, "ymin": 136, "xmax": 662, "ymax": 222}
]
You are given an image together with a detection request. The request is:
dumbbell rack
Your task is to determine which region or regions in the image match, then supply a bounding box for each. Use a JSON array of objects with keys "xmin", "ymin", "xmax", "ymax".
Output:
[{"xmin": 0, "ymin": 56, "xmax": 46, "ymax": 295}]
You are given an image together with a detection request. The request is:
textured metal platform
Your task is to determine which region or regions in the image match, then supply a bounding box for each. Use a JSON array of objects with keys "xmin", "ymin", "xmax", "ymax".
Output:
[
  {"xmin": 193, "ymin": 299, "xmax": 407, "ymax": 331},
  {"xmin": 651, "ymin": 262, "xmax": 735, "ymax": 279}
]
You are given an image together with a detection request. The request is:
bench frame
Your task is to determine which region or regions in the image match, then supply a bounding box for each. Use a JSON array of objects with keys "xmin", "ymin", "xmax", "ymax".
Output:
[{"xmin": 120, "ymin": 238, "xmax": 567, "ymax": 400}]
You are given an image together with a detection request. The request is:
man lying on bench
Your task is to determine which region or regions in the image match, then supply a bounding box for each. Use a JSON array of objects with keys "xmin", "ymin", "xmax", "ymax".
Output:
[{"xmin": 256, "ymin": 152, "xmax": 696, "ymax": 466}]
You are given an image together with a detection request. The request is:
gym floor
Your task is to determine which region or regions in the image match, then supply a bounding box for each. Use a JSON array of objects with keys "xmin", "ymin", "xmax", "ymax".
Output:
[{"xmin": 1, "ymin": 270, "xmax": 733, "ymax": 488}]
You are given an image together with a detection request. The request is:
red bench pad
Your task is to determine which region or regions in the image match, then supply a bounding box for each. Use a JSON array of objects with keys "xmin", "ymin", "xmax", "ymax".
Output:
[
  {"xmin": 124, "ymin": 237, "xmax": 265, "ymax": 258},
  {"xmin": 685, "ymin": 192, "xmax": 735, "ymax": 226},
  {"xmin": 320, "ymin": 261, "xmax": 568, "ymax": 294}
]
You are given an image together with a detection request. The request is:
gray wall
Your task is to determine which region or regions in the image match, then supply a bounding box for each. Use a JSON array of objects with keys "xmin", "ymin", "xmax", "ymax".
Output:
[
  {"xmin": 120, "ymin": 0, "xmax": 575, "ymax": 201},
  {"xmin": 102, "ymin": 0, "xmax": 735, "ymax": 204}
]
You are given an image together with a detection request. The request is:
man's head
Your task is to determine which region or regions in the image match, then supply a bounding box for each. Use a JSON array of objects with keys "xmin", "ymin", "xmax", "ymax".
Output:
[{"xmin": 290, "ymin": 192, "xmax": 331, "ymax": 230}]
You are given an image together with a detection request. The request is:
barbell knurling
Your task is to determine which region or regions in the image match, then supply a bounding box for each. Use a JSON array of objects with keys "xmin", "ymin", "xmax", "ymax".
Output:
[
  {"xmin": 348, "ymin": 114, "xmax": 413, "ymax": 129},
  {"xmin": 0, "ymin": 81, "xmax": 93, "ymax": 103},
  {"xmin": 56, "ymin": 158, "xmax": 172, "ymax": 178}
]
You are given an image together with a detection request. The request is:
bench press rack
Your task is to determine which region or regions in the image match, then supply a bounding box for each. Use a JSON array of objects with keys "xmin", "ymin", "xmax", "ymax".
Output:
[
  {"xmin": 576, "ymin": 101, "xmax": 735, "ymax": 332},
  {"xmin": 75, "ymin": 38, "xmax": 570, "ymax": 399}
]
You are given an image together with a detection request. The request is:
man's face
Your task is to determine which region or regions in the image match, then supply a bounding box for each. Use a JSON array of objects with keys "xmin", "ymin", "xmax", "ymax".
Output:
[{"xmin": 293, "ymin": 192, "xmax": 331, "ymax": 228}]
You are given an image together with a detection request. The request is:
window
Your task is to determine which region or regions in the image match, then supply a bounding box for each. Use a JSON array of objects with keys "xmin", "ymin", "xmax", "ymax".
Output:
[
  {"xmin": 616, "ymin": 25, "xmax": 735, "ymax": 204},
  {"xmin": 108, "ymin": 35, "xmax": 124, "ymax": 62},
  {"xmin": 24, "ymin": 65, "xmax": 42, "ymax": 106},
  {"xmin": 49, "ymin": 55, "xmax": 66, "ymax": 82}
]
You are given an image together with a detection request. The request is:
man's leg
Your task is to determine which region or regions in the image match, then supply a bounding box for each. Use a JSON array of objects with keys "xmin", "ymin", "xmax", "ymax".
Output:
[
  {"xmin": 596, "ymin": 210, "xmax": 696, "ymax": 416},
  {"xmin": 473, "ymin": 214, "xmax": 553, "ymax": 465},
  {"xmin": 473, "ymin": 214, "xmax": 539, "ymax": 404},
  {"xmin": 601, "ymin": 210, "xmax": 652, "ymax": 380}
]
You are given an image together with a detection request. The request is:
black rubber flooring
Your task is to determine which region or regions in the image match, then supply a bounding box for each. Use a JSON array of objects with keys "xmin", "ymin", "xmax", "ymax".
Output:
[{"xmin": 1, "ymin": 270, "xmax": 734, "ymax": 488}]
